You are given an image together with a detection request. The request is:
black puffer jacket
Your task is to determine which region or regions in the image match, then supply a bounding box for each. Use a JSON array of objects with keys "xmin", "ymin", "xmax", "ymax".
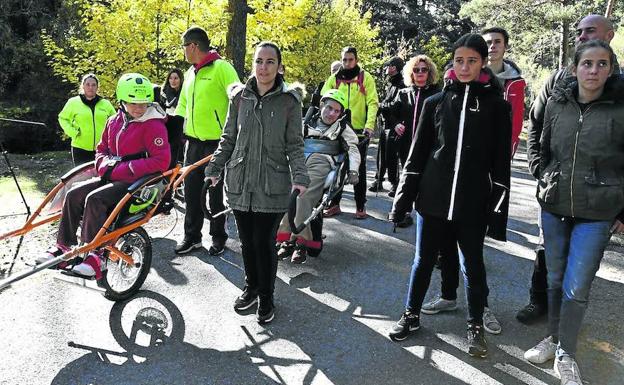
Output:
[
  {"xmin": 391, "ymin": 68, "xmax": 512, "ymax": 241},
  {"xmin": 380, "ymin": 83, "xmax": 441, "ymax": 152},
  {"xmin": 538, "ymin": 75, "xmax": 624, "ymax": 221}
]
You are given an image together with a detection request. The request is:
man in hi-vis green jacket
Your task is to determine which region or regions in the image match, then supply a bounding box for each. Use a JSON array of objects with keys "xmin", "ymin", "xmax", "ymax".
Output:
[
  {"xmin": 321, "ymin": 46, "xmax": 379, "ymax": 219},
  {"xmin": 174, "ymin": 26, "xmax": 240, "ymax": 256}
]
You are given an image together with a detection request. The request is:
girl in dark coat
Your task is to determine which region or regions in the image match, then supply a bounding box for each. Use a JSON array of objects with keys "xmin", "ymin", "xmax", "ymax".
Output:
[{"xmin": 387, "ymin": 34, "xmax": 511, "ymax": 358}]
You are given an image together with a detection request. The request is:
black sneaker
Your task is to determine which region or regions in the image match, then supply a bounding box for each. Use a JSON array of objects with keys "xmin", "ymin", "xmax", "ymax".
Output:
[
  {"xmin": 389, "ymin": 311, "xmax": 420, "ymax": 341},
  {"xmin": 208, "ymin": 239, "xmax": 226, "ymax": 256},
  {"xmin": 388, "ymin": 185, "xmax": 397, "ymax": 198},
  {"xmin": 516, "ymin": 302, "xmax": 547, "ymax": 325},
  {"xmin": 257, "ymin": 296, "xmax": 275, "ymax": 324},
  {"xmin": 467, "ymin": 323, "xmax": 488, "ymax": 358},
  {"xmin": 174, "ymin": 239, "xmax": 202, "ymax": 254},
  {"xmin": 234, "ymin": 287, "xmax": 258, "ymax": 311},
  {"xmin": 277, "ymin": 241, "xmax": 295, "ymax": 260}
]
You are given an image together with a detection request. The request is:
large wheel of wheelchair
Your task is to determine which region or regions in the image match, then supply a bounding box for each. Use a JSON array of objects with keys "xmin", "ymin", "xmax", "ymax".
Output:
[{"xmin": 101, "ymin": 227, "xmax": 152, "ymax": 301}]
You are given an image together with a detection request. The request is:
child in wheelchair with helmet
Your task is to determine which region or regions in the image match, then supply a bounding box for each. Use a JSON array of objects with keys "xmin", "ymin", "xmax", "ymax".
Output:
[
  {"xmin": 35, "ymin": 73, "xmax": 170, "ymax": 279},
  {"xmin": 276, "ymin": 89, "xmax": 360, "ymax": 263}
]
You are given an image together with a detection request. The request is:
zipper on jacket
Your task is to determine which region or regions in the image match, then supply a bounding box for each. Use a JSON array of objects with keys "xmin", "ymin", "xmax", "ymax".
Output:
[
  {"xmin": 570, "ymin": 103, "xmax": 597, "ymax": 217},
  {"xmin": 191, "ymin": 72, "xmax": 197, "ymax": 139},
  {"xmin": 448, "ymin": 85, "xmax": 470, "ymax": 220},
  {"xmin": 116, "ymin": 118, "xmax": 129, "ymax": 155},
  {"xmin": 411, "ymin": 88, "xmax": 421, "ymax": 138},
  {"xmin": 92, "ymin": 107, "xmax": 96, "ymax": 150}
]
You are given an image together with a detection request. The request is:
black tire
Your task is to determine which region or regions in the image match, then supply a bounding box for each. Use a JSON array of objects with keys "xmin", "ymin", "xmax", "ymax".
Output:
[{"xmin": 101, "ymin": 227, "xmax": 152, "ymax": 301}]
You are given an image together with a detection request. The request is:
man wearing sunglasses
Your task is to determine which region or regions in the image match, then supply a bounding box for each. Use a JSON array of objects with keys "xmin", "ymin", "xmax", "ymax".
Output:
[{"xmin": 174, "ymin": 26, "xmax": 240, "ymax": 256}]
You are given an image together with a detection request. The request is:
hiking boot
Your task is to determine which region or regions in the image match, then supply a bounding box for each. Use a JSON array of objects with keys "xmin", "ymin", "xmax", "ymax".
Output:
[
  {"xmin": 524, "ymin": 336, "xmax": 557, "ymax": 364},
  {"xmin": 323, "ymin": 204, "xmax": 342, "ymax": 218},
  {"xmin": 368, "ymin": 180, "xmax": 384, "ymax": 192},
  {"xmin": 516, "ymin": 302, "xmax": 547, "ymax": 325},
  {"xmin": 554, "ymin": 355, "xmax": 582, "ymax": 385},
  {"xmin": 467, "ymin": 323, "xmax": 488, "ymax": 358},
  {"xmin": 208, "ymin": 239, "xmax": 226, "ymax": 256},
  {"xmin": 291, "ymin": 246, "xmax": 307, "ymax": 264},
  {"xmin": 277, "ymin": 242, "xmax": 295, "ymax": 260},
  {"xmin": 389, "ymin": 311, "xmax": 420, "ymax": 341},
  {"xmin": 175, "ymin": 238, "xmax": 202, "ymax": 254},
  {"xmin": 483, "ymin": 307, "xmax": 502, "ymax": 334},
  {"xmin": 396, "ymin": 215, "xmax": 413, "ymax": 228},
  {"xmin": 421, "ymin": 297, "xmax": 457, "ymax": 315},
  {"xmin": 354, "ymin": 208, "xmax": 367, "ymax": 219},
  {"xmin": 257, "ymin": 296, "xmax": 275, "ymax": 324},
  {"xmin": 234, "ymin": 287, "xmax": 258, "ymax": 311}
]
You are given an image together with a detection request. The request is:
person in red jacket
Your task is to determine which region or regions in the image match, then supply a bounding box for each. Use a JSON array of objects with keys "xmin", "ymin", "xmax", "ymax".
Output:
[
  {"xmin": 35, "ymin": 73, "xmax": 170, "ymax": 278},
  {"xmin": 482, "ymin": 27, "xmax": 526, "ymax": 156}
]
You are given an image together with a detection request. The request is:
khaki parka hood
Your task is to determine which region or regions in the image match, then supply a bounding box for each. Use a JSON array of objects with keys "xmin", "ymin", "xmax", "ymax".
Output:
[{"xmin": 551, "ymin": 74, "xmax": 624, "ymax": 104}]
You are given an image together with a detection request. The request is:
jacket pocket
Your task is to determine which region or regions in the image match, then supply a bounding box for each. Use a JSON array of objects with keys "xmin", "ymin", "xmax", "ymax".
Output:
[
  {"xmin": 585, "ymin": 175, "xmax": 624, "ymax": 212},
  {"xmin": 265, "ymin": 156, "xmax": 291, "ymax": 195},
  {"xmin": 224, "ymin": 156, "xmax": 245, "ymax": 194},
  {"xmin": 537, "ymin": 163, "xmax": 561, "ymax": 204}
]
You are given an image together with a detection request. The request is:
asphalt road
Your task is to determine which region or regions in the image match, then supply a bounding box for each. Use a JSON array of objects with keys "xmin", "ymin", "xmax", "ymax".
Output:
[{"xmin": 1, "ymin": 143, "xmax": 623, "ymax": 385}]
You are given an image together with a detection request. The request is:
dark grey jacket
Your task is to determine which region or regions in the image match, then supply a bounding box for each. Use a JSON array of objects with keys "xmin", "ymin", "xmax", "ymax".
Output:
[
  {"xmin": 205, "ymin": 77, "xmax": 310, "ymax": 213},
  {"xmin": 538, "ymin": 76, "xmax": 624, "ymax": 221}
]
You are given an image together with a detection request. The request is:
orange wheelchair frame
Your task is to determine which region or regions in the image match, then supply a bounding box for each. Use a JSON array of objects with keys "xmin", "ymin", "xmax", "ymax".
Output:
[{"xmin": 0, "ymin": 154, "xmax": 213, "ymax": 301}]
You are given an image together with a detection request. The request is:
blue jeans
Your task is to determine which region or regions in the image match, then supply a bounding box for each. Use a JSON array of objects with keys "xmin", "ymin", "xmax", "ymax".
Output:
[
  {"xmin": 541, "ymin": 211, "xmax": 611, "ymax": 358},
  {"xmin": 405, "ymin": 213, "xmax": 488, "ymax": 325}
]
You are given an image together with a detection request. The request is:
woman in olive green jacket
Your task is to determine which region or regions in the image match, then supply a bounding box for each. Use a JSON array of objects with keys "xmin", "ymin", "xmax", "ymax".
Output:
[
  {"xmin": 206, "ymin": 42, "xmax": 309, "ymax": 324},
  {"xmin": 58, "ymin": 74, "xmax": 116, "ymax": 165},
  {"xmin": 525, "ymin": 40, "xmax": 624, "ymax": 385}
]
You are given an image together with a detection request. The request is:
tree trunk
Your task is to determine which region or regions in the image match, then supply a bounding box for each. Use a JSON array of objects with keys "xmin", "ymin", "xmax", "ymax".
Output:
[
  {"xmin": 606, "ymin": 0, "xmax": 616, "ymax": 18},
  {"xmin": 558, "ymin": 0, "xmax": 571, "ymax": 69},
  {"xmin": 225, "ymin": 0, "xmax": 248, "ymax": 79}
]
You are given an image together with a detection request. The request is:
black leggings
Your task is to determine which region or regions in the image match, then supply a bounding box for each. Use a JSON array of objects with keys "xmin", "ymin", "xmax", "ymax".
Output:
[{"xmin": 233, "ymin": 210, "xmax": 283, "ymax": 299}]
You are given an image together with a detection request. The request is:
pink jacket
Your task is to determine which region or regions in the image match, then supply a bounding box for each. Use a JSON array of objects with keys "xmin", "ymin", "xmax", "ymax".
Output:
[{"xmin": 95, "ymin": 106, "xmax": 170, "ymax": 183}]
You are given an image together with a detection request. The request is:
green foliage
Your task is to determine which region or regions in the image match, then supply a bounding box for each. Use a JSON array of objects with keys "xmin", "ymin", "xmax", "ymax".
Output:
[
  {"xmin": 42, "ymin": 0, "xmax": 229, "ymax": 98},
  {"xmin": 42, "ymin": 0, "xmax": 381, "ymax": 99},
  {"xmin": 421, "ymin": 36, "xmax": 452, "ymax": 76}
]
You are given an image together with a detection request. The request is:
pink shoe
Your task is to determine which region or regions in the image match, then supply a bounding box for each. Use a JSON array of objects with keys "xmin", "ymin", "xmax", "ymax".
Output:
[
  {"xmin": 71, "ymin": 252, "xmax": 103, "ymax": 280},
  {"xmin": 355, "ymin": 208, "xmax": 367, "ymax": 219}
]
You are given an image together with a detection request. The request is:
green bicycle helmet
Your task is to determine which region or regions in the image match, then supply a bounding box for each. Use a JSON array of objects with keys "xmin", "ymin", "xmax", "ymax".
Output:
[
  {"xmin": 320, "ymin": 89, "xmax": 347, "ymax": 111},
  {"xmin": 116, "ymin": 73, "xmax": 154, "ymax": 103}
]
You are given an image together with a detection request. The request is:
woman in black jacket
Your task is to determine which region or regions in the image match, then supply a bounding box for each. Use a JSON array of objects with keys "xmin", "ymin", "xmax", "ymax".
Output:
[
  {"xmin": 387, "ymin": 34, "xmax": 511, "ymax": 358},
  {"xmin": 379, "ymin": 54, "xmax": 440, "ymax": 224},
  {"xmin": 160, "ymin": 69, "xmax": 184, "ymax": 168}
]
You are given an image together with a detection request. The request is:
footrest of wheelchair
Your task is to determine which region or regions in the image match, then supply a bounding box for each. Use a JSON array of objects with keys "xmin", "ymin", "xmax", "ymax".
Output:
[
  {"xmin": 59, "ymin": 269, "xmax": 97, "ymax": 281},
  {"xmin": 55, "ymin": 273, "xmax": 105, "ymax": 293}
]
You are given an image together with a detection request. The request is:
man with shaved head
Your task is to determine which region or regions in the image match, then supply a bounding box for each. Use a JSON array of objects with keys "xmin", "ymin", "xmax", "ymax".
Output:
[{"xmin": 519, "ymin": 14, "xmax": 619, "ymax": 324}]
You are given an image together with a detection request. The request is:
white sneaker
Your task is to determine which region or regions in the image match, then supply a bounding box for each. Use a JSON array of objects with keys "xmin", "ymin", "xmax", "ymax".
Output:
[
  {"xmin": 483, "ymin": 307, "xmax": 502, "ymax": 334},
  {"xmin": 554, "ymin": 355, "xmax": 582, "ymax": 385},
  {"xmin": 525, "ymin": 336, "xmax": 557, "ymax": 364},
  {"xmin": 421, "ymin": 297, "xmax": 457, "ymax": 314}
]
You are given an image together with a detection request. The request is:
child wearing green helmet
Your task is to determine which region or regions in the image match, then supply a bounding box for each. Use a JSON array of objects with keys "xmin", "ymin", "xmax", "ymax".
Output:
[
  {"xmin": 35, "ymin": 73, "xmax": 171, "ymax": 279},
  {"xmin": 275, "ymin": 89, "xmax": 361, "ymax": 263}
]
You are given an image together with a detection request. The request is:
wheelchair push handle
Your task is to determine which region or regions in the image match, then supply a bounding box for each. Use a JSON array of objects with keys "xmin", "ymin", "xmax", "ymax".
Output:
[{"xmin": 200, "ymin": 178, "xmax": 231, "ymax": 220}]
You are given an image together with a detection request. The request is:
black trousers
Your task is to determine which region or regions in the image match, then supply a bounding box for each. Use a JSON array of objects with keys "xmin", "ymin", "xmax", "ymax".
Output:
[
  {"xmin": 330, "ymin": 135, "xmax": 368, "ymax": 210},
  {"xmin": 233, "ymin": 210, "xmax": 283, "ymax": 299},
  {"xmin": 71, "ymin": 147, "xmax": 95, "ymax": 166},
  {"xmin": 57, "ymin": 178, "xmax": 128, "ymax": 246},
  {"xmin": 183, "ymin": 138, "xmax": 227, "ymax": 243},
  {"xmin": 374, "ymin": 129, "xmax": 400, "ymax": 186},
  {"xmin": 530, "ymin": 206, "xmax": 548, "ymax": 306}
]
